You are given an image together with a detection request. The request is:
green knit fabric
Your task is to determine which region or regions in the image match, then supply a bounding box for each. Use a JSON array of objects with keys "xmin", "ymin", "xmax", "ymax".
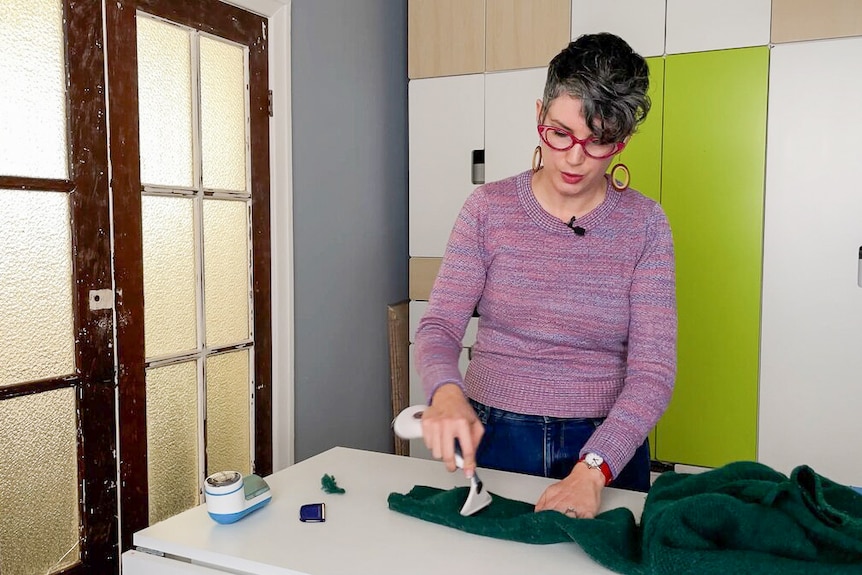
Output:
[
  {"xmin": 387, "ymin": 462, "xmax": 862, "ymax": 575},
  {"xmin": 321, "ymin": 473, "xmax": 346, "ymax": 494}
]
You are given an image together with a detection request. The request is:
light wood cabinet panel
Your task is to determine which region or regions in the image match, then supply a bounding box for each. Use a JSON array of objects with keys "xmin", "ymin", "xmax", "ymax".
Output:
[
  {"xmin": 759, "ymin": 38, "xmax": 862, "ymax": 487},
  {"xmin": 408, "ymin": 0, "xmax": 485, "ymax": 79},
  {"xmin": 486, "ymin": 0, "xmax": 570, "ymax": 71},
  {"xmin": 408, "ymin": 257, "xmax": 442, "ymax": 301},
  {"xmin": 571, "ymin": 0, "xmax": 666, "ymax": 57},
  {"xmin": 666, "ymin": 0, "xmax": 771, "ymax": 54},
  {"xmin": 408, "ymin": 75, "xmax": 484, "ymax": 258},
  {"xmin": 772, "ymin": 0, "xmax": 862, "ymax": 44},
  {"xmin": 484, "ymin": 67, "xmax": 548, "ymax": 183},
  {"xmin": 656, "ymin": 47, "xmax": 769, "ymax": 468}
]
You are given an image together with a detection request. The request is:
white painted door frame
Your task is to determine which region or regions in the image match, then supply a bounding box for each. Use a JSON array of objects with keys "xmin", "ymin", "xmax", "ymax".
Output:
[{"xmin": 223, "ymin": 0, "xmax": 294, "ymax": 470}]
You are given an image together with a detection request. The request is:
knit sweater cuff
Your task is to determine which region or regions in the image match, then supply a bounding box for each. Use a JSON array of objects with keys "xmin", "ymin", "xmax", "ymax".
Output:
[
  {"xmin": 429, "ymin": 380, "xmax": 466, "ymax": 404},
  {"xmin": 581, "ymin": 441, "xmax": 629, "ymax": 481},
  {"xmin": 422, "ymin": 364, "xmax": 465, "ymax": 404}
]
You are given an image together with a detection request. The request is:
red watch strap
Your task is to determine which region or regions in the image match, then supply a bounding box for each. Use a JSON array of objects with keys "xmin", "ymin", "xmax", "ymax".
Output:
[{"xmin": 578, "ymin": 456, "xmax": 612, "ymax": 486}]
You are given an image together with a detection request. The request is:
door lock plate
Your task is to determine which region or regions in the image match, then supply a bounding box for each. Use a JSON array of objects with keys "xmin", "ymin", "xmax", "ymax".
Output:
[{"xmin": 89, "ymin": 289, "xmax": 114, "ymax": 311}]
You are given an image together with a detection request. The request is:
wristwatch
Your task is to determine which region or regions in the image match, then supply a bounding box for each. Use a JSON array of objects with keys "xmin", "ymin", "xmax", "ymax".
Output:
[{"xmin": 579, "ymin": 453, "xmax": 613, "ymax": 486}]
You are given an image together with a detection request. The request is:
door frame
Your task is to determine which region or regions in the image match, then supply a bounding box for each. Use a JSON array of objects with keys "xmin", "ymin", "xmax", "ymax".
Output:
[{"xmin": 226, "ymin": 0, "xmax": 294, "ymax": 475}]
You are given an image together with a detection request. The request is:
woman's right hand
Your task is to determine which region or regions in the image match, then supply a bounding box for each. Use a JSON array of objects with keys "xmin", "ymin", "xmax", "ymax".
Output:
[{"xmin": 420, "ymin": 383, "xmax": 484, "ymax": 477}]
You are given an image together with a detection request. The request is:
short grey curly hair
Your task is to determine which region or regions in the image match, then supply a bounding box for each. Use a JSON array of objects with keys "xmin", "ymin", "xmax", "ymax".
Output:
[{"xmin": 540, "ymin": 33, "xmax": 651, "ymax": 145}]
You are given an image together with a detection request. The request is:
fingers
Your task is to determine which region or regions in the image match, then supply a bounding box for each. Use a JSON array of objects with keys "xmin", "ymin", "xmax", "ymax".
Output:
[
  {"xmin": 560, "ymin": 507, "xmax": 594, "ymax": 519},
  {"xmin": 424, "ymin": 416, "xmax": 473, "ymax": 473},
  {"xmin": 534, "ymin": 490, "xmax": 560, "ymax": 513},
  {"xmin": 534, "ymin": 490, "xmax": 549, "ymax": 512},
  {"xmin": 456, "ymin": 420, "xmax": 484, "ymax": 478},
  {"xmin": 533, "ymin": 479, "xmax": 601, "ymax": 519},
  {"xmin": 420, "ymin": 392, "xmax": 483, "ymax": 475}
]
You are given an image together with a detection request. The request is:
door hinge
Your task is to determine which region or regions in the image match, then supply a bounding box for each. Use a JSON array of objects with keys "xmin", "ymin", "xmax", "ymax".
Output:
[{"xmin": 267, "ymin": 90, "xmax": 273, "ymax": 117}]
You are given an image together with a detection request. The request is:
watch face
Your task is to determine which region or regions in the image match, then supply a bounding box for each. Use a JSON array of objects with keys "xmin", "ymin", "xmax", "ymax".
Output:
[{"xmin": 585, "ymin": 453, "xmax": 604, "ymax": 467}]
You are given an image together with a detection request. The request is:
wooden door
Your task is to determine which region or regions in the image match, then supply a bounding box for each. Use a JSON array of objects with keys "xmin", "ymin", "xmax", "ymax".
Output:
[
  {"xmin": 0, "ymin": 1, "xmax": 117, "ymax": 572},
  {"xmin": 105, "ymin": 0, "xmax": 273, "ymax": 550}
]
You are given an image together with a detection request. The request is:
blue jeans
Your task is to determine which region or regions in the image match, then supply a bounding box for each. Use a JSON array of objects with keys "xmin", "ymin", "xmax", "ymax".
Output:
[{"xmin": 470, "ymin": 399, "xmax": 652, "ymax": 492}]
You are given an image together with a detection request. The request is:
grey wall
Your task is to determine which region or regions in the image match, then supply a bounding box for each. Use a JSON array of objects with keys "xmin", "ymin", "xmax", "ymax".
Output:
[{"xmin": 290, "ymin": 0, "xmax": 408, "ymax": 461}]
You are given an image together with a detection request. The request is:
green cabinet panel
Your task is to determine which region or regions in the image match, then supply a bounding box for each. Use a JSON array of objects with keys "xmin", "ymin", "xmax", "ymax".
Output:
[
  {"xmin": 614, "ymin": 56, "xmax": 664, "ymax": 204},
  {"xmin": 615, "ymin": 56, "xmax": 664, "ymax": 462},
  {"xmin": 656, "ymin": 47, "xmax": 769, "ymax": 467},
  {"xmin": 649, "ymin": 427, "xmax": 657, "ymax": 461}
]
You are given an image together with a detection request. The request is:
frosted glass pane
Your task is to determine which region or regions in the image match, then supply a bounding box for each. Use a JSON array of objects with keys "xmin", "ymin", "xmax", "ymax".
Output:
[
  {"xmin": 137, "ymin": 15, "xmax": 193, "ymax": 188},
  {"xmin": 0, "ymin": 0, "xmax": 67, "ymax": 179},
  {"xmin": 203, "ymin": 200, "xmax": 250, "ymax": 346},
  {"xmin": 200, "ymin": 36, "xmax": 247, "ymax": 191},
  {"xmin": 0, "ymin": 190, "xmax": 74, "ymax": 387},
  {"xmin": 0, "ymin": 388, "xmax": 80, "ymax": 574},
  {"xmin": 147, "ymin": 361, "xmax": 200, "ymax": 524},
  {"xmin": 142, "ymin": 195, "xmax": 198, "ymax": 358},
  {"xmin": 206, "ymin": 350, "xmax": 251, "ymax": 476}
]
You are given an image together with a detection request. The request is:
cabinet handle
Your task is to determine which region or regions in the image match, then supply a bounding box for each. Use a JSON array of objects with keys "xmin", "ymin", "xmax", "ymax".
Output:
[
  {"xmin": 471, "ymin": 149, "xmax": 485, "ymax": 185},
  {"xmin": 857, "ymin": 246, "xmax": 861, "ymax": 288}
]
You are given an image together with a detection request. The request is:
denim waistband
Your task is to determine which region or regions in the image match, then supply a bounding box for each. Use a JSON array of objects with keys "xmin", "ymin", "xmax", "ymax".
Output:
[{"xmin": 469, "ymin": 398, "xmax": 605, "ymax": 426}]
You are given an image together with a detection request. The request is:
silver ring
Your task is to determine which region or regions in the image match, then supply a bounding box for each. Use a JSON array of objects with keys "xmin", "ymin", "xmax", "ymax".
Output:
[{"xmin": 565, "ymin": 507, "xmax": 575, "ymax": 515}]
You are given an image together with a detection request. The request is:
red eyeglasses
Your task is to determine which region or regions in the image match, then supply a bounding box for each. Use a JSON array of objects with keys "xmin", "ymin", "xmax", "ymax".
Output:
[{"xmin": 537, "ymin": 125, "xmax": 626, "ymax": 159}]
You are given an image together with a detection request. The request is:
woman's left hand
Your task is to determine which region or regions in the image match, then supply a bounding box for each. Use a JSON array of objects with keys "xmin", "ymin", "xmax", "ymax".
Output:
[{"xmin": 534, "ymin": 463, "xmax": 605, "ymax": 519}]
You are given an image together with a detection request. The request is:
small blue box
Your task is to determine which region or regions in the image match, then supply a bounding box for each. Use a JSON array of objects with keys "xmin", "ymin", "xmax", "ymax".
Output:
[{"xmin": 299, "ymin": 502, "xmax": 326, "ymax": 522}]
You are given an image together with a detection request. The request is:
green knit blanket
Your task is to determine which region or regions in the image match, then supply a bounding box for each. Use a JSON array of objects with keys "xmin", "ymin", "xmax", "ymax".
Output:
[{"xmin": 387, "ymin": 462, "xmax": 862, "ymax": 574}]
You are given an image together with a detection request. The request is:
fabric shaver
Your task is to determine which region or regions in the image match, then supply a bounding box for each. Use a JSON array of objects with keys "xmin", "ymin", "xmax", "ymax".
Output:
[{"xmin": 205, "ymin": 471, "xmax": 272, "ymax": 524}]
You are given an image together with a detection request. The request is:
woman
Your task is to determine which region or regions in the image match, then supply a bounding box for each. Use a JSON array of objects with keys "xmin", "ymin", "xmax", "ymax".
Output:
[{"xmin": 413, "ymin": 32, "xmax": 677, "ymax": 519}]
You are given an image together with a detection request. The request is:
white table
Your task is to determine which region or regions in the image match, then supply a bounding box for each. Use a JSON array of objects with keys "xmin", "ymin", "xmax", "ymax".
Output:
[{"xmin": 123, "ymin": 447, "xmax": 646, "ymax": 574}]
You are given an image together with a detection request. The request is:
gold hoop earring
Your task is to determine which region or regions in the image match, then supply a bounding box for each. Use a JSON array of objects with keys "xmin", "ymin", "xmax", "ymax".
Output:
[
  {"xmin": 532, "ymin": 146, "xmax": 543, "ymax": 173},
  {"xmin": 610, "ymin": 163, "xmax": 630, "ymax": 191}
]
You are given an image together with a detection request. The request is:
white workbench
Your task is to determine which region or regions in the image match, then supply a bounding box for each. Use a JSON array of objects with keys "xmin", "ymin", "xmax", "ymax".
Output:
[{"xmin": 123, "ymin": 447, "xmax": 646, "ymax": 574}]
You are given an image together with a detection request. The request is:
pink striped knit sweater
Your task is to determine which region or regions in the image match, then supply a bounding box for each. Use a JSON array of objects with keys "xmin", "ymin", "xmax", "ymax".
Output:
[{"xmin": 414, "ymin": 170, "xmax": 677, "ymax": 477}]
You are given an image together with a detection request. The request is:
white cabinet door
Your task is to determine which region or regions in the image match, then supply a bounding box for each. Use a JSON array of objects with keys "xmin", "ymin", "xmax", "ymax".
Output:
[
  {"xmin": 408, "ymin": 344, "xmax": 471, "ymax": 459},
  {"xmin": 409, "ymin": 300, "xmax": 426, "ymax": 342},
  {"xmin": 409, "ymin": 300, "xmax": 478, "ymax": 346},
  {"xmin": 759, "ymin": 38, "xmax": 862, "ymax": 487},
  {"xmin": 666, "ymin": 0, "xmax": 771, "ymax": 54},
  {"xmin": 408, "ymin": 74, "xmax": 484, "ymax": 257},
  {"xmin": 123, "ymin": 550, "xmax": 226, "ymax": 574},
  {"xmin": 484, "ymin": 68, "xmax": 548, "ymax": 183},
  {"xmin": 407, "ymin": 345, "xmax": 432, "ymax": 459},
  {"xmin": 571, "ymin": 0, "xmax": 666, "ymax": 57}
]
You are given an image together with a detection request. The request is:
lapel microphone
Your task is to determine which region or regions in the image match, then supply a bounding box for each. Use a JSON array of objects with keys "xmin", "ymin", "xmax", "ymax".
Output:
[{"xmin": 567, "ymin": 216, "xmax": 586, "ymax": 236}]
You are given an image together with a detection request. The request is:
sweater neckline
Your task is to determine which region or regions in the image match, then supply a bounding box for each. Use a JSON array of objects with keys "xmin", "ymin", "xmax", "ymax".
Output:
[{"xmin": 516, "ymin": 170, "xmax": 621, "ymax": 235}]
